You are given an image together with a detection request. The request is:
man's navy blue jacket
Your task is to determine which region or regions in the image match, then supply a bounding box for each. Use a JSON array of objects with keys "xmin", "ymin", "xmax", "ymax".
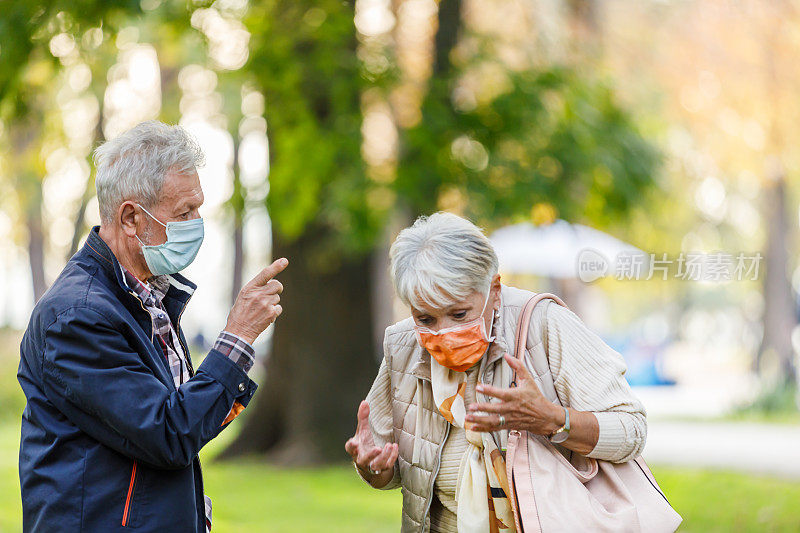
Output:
[{"xmin": 18, "ymin": 226, "xmax": 258, "ymax": 532}]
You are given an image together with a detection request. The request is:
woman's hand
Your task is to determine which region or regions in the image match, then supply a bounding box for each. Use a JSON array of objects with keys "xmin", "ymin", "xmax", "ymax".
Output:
[
  {"xmin": 345, "ymin": 401, "xmax": 398, "ymax": 487},
  {"xmin": 466, "ymin": 354, "xmax": 563, "ymax": 435}
]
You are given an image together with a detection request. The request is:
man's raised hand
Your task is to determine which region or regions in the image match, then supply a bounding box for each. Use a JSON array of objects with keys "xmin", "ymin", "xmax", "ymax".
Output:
[{"xmin": 225, "ymin": 258, "xmax": 288, "ymax": 344}]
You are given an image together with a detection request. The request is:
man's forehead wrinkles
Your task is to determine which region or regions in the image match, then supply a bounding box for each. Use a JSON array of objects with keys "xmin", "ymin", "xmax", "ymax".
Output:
[
  {"xmin": 181, "ymin": 189, "xmax": 204, "ymax": 208},
  {"xmin": 159, "ymin": 172, "xmax": 202, "ymax": 212}
]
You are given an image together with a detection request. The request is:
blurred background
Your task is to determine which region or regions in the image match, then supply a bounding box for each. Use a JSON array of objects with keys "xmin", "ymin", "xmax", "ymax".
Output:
[{"xmin": 1, "ymin": 0, "xmax": 800, "ymax": 530}]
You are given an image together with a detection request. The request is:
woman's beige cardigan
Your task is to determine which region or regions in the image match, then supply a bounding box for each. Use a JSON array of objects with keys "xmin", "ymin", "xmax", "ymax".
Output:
[{"xmin": 357, "ymin": 285, "xmax": 647, "ymax": 532}]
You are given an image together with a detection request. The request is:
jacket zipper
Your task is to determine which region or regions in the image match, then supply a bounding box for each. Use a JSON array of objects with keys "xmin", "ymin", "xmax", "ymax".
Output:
[
  {"xmin": 175, "ymin": 300, "xmax": 194, "ymax": 376},
  {"xmin": 175, "ymin": 298, "xmax": 203, "ymax": 530},
  {"xmin": 130, "ymin": 289, "xmax": 195, "ymax": 380},
  {"xmin": 122, "ymin": 460, "xmax": 138, "ymax": 527},
  {"xmin": 128, "ymin": 291, "xmax": 154, "ymax": 343}
]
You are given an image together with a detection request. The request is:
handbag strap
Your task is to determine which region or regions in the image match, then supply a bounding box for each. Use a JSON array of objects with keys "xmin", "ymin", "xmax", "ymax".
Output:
[
  {"xmin": 511, "ymin": 292, "xmax": 568, "ymax": 387},
  {"xmin": 510, "ymin": 292, "xmax": 600, "ymax": 482}
]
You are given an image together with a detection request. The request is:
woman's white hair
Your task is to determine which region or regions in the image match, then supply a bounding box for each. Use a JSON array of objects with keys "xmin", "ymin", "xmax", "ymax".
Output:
[
  {"xmin": 390, "ymin": 212, "xmax": 499, "ymax": 310},
  {"xmin": 93, "ymin": 120, "xmax": 205, "ymax": 224}
]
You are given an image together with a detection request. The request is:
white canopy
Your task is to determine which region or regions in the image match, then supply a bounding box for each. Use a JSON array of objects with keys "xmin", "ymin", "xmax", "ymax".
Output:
[{"xmin": 489, "ymin": 220, "xmax": 649, "ymax": 280}]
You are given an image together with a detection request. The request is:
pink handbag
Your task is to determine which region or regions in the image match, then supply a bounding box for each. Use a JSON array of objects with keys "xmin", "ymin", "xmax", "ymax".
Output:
[{"xmin": 505, "ymin": 293, "xmax": 682, "ymax": 533}]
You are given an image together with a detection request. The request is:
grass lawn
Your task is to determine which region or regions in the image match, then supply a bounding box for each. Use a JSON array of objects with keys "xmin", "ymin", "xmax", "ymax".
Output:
[
  {"xmin": 0, "ymin": 418, "xmax": 402, "ymax": 533},
  {"xmin": 3, "ymin": 328, "xmax": 800, "ymax": 531},
  {"xmin": 4, "ymin": 416, "xmax": 800, "ymax": 532}
]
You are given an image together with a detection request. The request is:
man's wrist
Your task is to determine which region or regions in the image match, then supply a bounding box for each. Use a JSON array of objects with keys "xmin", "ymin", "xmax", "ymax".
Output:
[{"xmin": 223, "ymin": 324, "xmax": 256, "ymax": 345}]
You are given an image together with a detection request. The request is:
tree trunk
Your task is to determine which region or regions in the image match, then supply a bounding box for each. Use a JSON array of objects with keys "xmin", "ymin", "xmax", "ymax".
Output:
[
  {"xmin": 10, "ymin": 119, "xmax": 47, "ymax": 302},
  {"xmin": 567, "ymin": 0, "xmax": 599, "ymax": 37},
  {"xmin": 220, "ymin": 228, "xmax": 379, "ymax": 464},
  {"xmin": 755, "ymin": 168, "xmax": 796, "ymax": 384},
  {"xmin": 221, "ymin": 0, "xmax": 462, "ymax": 464},
  {"xmin": 68, "ymin": 104, "xmax": 105, "ymax": 261},
  {"xmin": 567, "ymin": 0, "xmax": 602, "ymax": 62},
  {"xmin": 67, "ymin": 189, "xmax": 91, "ymax": 261},
  {"xmin": 230, "ymin": 138, "xmax": 245, "ymax": 306},
  {"xmin": 433, "ymin": 0, "xmax": 461, "ymax": 76},
  {"xmin": 755, "ymin": 7, "xmax": 797, "ymax": 386},
  {"xmin": 27, "ymin": 199, "xmax": 47, "ymax": 302},
  {"xmin": 230, "ymin": 210, "xmax": 244, "ymax": 306}
]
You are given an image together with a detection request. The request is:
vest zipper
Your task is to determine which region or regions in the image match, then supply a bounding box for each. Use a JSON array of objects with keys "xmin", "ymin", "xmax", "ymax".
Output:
[
  {"xmin": 421, "ymin": 413, "xmax": 450, "ymax": 531},
  {"xmin": 418, "ymin": 359, "xmax": 493, "ymax": 530},
  {"xmin": 121, "ymin": 460, "xmax": 138, "ymax": 527}
]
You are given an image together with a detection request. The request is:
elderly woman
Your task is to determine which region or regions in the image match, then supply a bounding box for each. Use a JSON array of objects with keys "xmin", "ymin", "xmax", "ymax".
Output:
[{"xmin": 345, "ymin": 212, "xmax": 647, "ymax": 533}]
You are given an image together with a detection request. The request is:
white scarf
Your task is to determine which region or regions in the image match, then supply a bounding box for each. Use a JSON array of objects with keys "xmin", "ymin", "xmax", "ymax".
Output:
[{"xmin": 430, "ymin": 354, "xmax": 517, "ymax": 532}]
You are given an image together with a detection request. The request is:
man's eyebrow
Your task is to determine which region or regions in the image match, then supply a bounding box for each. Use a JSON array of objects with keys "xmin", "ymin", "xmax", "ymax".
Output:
[{"xmin": 174, "ymin": 195, "xmax": 201, "ymax": 213}]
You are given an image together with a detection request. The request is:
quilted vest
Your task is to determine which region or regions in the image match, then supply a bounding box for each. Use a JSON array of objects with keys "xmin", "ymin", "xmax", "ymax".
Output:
[{"xmin": 380, "ymin": 284, "xmax": 564, "ymax": 532}]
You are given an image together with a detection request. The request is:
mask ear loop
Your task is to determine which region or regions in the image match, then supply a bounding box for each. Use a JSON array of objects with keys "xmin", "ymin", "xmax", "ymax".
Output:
[
  {"xmin": 136, "ymin": 203, "xmax": 167, "ymax": 228},
  {"xmin": 135, "ymin": 203, "xmax": 168, "ymax": 248},
  {"xmin": 481, "ymin": 288, "xmax": 497, "ymax": 343}
]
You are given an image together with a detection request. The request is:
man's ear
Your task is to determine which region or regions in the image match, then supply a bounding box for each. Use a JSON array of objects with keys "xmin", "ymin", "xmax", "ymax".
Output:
[{"xmin": 119, "ymin": 201, "xmax": 139, "ymax": 238}]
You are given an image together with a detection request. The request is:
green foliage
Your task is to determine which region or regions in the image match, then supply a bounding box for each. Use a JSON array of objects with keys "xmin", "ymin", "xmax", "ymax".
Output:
[
  {"xmin": 0, "ymin": 0, "xmax": 216, "ymax": 119},
  {"xmin": 0, "ymin": 0, "xmax": 144, "ymax": 118},
  {"xmin": 725, "ymin": 382, "xmax": 800, "ymax": 424},
  {"xmin": 0, "ymin": 0, "xmax": 661, "ymax": 258},
  {"xmin": 243, "ymin": 2, "xmax": 659, "ymax": 254},
  {"xmin": 397, "ymin": 67, "xmax": 661, "ymax": 230},
  {"xmin": 746, "ymin": 382, "xmax": 798, "ymax": 412},
  {"xmin": 244, "ymin": 0, "xmax": 391, "ymax": 254}
]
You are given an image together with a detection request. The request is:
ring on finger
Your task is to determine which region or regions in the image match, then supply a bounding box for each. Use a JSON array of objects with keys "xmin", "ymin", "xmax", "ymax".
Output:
[{"xmin": 498, "ymin": 415, "xmax": 506, "ymax": 428}]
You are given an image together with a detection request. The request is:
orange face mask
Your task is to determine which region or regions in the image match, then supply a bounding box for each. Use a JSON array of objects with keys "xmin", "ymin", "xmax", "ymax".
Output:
[{"xmin": 414, "ymin": 290, "xmax": 495, "ymax": 372}]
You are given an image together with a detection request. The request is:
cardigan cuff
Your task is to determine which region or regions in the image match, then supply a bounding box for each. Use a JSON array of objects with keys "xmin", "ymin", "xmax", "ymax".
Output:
[{"xmin": 586, "ymin": 411, "xmax": 634, "ymax": 462}]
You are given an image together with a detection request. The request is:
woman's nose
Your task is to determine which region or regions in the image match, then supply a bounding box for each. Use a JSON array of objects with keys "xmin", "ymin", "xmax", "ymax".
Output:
[{"xmin": 434, "ymin": 319, "xmax": 457, "ymax": 331}]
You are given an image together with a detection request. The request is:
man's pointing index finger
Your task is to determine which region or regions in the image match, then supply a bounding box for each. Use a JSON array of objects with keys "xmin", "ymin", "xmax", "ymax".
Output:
[{"xmin": 252, "ymin": 258, "xmax": 289, "ymax": 286}]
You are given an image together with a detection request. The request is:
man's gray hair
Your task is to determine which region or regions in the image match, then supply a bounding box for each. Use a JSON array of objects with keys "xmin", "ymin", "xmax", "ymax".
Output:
[
  {"xmin": 390, "ymin": 212, "xmax": 500, "ymax": 309},
  {"xmin": 93, "ymin": 120, "xmax": 205, "ymax": 224}
]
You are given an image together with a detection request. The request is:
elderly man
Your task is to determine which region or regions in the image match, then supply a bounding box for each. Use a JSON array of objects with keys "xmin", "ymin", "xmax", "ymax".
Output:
[{"xmin": 17, "ymin": 121, "xmax": 286, "ymax": 532}]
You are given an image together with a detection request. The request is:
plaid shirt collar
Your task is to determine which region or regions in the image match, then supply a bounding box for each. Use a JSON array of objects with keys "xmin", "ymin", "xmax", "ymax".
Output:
[
  {"xmin": 119, "ymin": 264, "xmax": 193, "ymax": 386},
  {"xmin": 120, "ymin": 266, "xmax": 170, "ymax": 308}
]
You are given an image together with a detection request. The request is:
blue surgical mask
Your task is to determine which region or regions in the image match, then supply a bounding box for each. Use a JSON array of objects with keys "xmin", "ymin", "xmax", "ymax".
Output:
[{"xmin": 136, "ymin": 204, "xmax": 204, "ymax": 275}]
